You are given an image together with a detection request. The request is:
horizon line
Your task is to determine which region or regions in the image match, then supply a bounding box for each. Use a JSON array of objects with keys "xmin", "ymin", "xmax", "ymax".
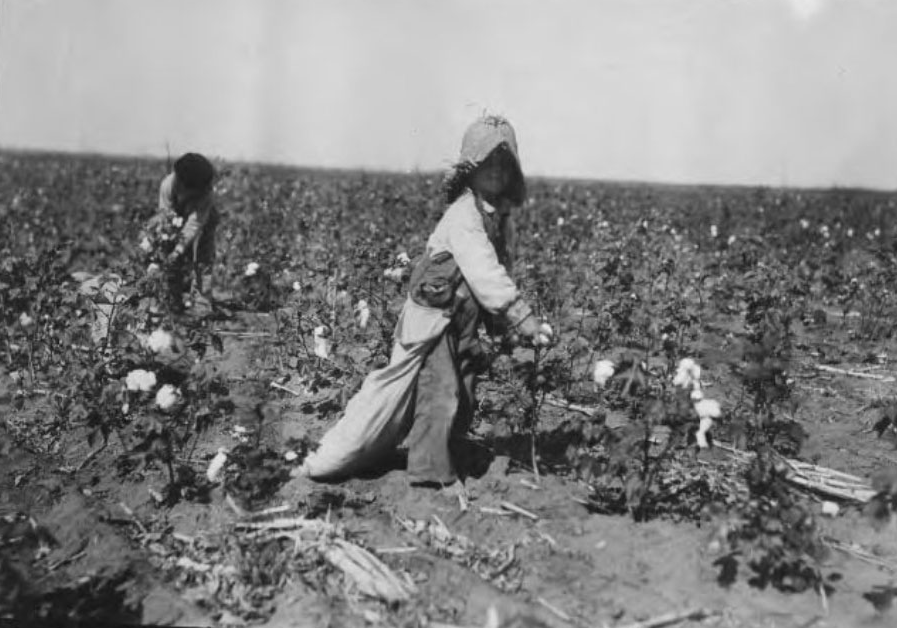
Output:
[{"xmin": 0, "ymin": 144, "xmax": 892, "ymax": 195}]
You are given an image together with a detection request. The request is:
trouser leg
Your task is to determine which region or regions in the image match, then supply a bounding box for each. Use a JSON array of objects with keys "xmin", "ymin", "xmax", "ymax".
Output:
[{"xmin": 165, "ymin": 258, "xmax": 189, "ymax": 312}]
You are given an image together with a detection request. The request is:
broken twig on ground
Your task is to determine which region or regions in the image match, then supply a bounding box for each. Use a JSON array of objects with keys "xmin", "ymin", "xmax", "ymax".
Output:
[
  {"xmin": 814, "ymin": 364, "xmax": 895, "ymax": 383},
  {"xmin": 536, "ymin": 597, "xmax": 573, "ymax": 622},
  {"xmin": 616, "ymin": 607, "xmax": 719, "ymax": 628},
  {"xmin": 500, "ymin": 501, "xmax": 539, "ymax": 521},
  {"xmin": 270, "ymin": 381, "xmax": 304, "ymax": 396}
]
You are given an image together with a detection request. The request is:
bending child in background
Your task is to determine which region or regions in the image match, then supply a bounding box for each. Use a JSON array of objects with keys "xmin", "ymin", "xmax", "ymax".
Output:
[
  {"xmin": 301, "ymin": 115, "xmax": 553, "ymax": 488},
  {"xmin": 142, "ymin": 152, "xmax": 219, "ymax": 313}
]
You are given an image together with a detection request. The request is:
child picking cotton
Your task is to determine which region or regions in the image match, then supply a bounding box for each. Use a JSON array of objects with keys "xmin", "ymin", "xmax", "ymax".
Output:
[
  {"xmin": 141, "ymin": 152, "xmax": 219, "ymax": 313},
  {"xmin": 301, "ymin": 116, "xmax": 552, "ymax": 487}
]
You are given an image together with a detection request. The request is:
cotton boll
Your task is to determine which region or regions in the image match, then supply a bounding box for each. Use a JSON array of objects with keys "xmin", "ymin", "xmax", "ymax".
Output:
[
  {"xmin": 690, "ymin": 389, "xmax": 704, "ymax": 401},
  {"xmin": 694, "ymin": 399, "xmax": 722, "ymax": 419},
  {"xmin": 593, "ymin": 359, "xmax": 616, "ymax": 387},
  {"xmin": 125, "ymin": 369, "xmax": 157, "ymax": 392},
  {"xmin": 206, "ymin": 448, "xmax": 228, "ymax": 482},
  {"xmin": 18, "ymin": 312, "xmax": 33, "ymax": 328},
  {"xmin": 396, "ymin": 252, "xmax": 411, "ymax": 266},
  {"xmin": 313, "ymin": 325, "xmax": 332, "ymax": 359},
  {"xmin": 710, "ymin": 225, "xmax": 718, "ymax": 238},
  {"xmin": 146, "ymin": 263, "xmax": 161, "ymax": 276},
  {"xmin": 244, "ymin": 262, "xmax": 260, "ymax": 277},
  {"xmin": 139, "ymin": 237, "xmax": 152, "ymax": 253},
  {"xmin": 696, "ymin": 417, "xmax": 714, "ymax": 449},
  {"xmin": 172, "ymin": 216, "xmax": 184, "ymax": 228},
  {"xmin": 292, "ymin": 281, "xmax": 302, "ymax": 292},
  {"xmin": 383, "ymin": 267, "xmax": 404, "ymax": 283},
  {"xmin": 145, "ymin": 329, "xmax": 174, "ymax": 354},
  {"xmin": 355, "ymin": 299, "xmax": 371, "ymax": 329},
  {"xmin": 535, "ymin": 322, "xmax": 554, "ymax": 346},
  {"xmin": 155, "ymin": 384, "xmax": 181, "ymax": 411},
  {"xmin": 673, "ymin": 358, "xmax": 702, "ymax": 390},
  {"xmin": 284, "ymin": 450, "xmax": 299, "ymax": 462}
]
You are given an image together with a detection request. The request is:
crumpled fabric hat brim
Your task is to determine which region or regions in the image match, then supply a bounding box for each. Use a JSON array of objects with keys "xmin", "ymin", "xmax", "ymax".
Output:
[{"xmin": 458, "ymin": 116, "xmax": 521, "ymax": 170}]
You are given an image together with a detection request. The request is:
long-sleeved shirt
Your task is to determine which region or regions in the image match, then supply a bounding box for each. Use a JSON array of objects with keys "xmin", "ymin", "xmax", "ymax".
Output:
[
  {"xmin": 424, "ymin": 191, "xmax": 530, "ymax": 325},
  {"xmin": 158, "ymin": 173, "xmax": 218, "ymax": 264}
]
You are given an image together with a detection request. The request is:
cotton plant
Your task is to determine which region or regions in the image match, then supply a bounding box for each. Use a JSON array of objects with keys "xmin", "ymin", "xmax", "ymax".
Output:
[{"xmin": 384, "ymin": 252, "xmax": 412, "ymax": 283}]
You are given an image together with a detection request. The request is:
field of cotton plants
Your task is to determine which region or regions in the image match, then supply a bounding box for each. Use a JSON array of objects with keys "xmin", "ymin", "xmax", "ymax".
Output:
[{"xmin": 4, "ymin": 151, "xmax": 897, "ymax": 627}]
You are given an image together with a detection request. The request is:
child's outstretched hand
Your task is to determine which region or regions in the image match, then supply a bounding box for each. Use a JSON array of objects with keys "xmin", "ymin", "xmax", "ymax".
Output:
[
  {"xmin": 516, "ymin": 315, "xmax": 554, "ymax": 347},
  {"xmin": 165, "ymin": 249, "xmax": 183, "ymax": 265}
]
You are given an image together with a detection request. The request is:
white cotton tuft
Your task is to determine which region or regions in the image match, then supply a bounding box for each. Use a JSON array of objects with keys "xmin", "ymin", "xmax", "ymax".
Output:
[
  {"xmin": 206, "ymin": 448, "xmax": 228, "ymax": 482},
  {"xmin": 673, "ymin": 358, "xmax": 702, "ymax": 391},
  {"xmin": 139, "ymin": 237, "xmax": 152, "ymax": 253},
  {"xmin": 396, "ymin": 252, "xmax": 411, "ymax": 266},
  {"xmin": 146, "ymin": 263, "xmax": 161, "ymax": 276},
  {"xmin": 171, "ymin": 216, "xmax": 184, "ymax": 228},
  {"xmin": 155, "ymin": 384, "xmax": 181, "ymax": 411},
  {"xmin": 696, "ymin": 417, "xmax": 714, "ymax": 449},
  {"xmin": 690, "ymin": 389, "xmax": 704, "ymax": 401},
  {"xmin": 313, "ymin": 325, "xmax": 332, "ymax": 359},
  {"xmin": 383, "ymin": 267, "xmax": 404, "ymax": 283},
  {"xmin": 355, "ymin": 299, "xmax": 371, "ymax": 330},
  {"xmin": 145, "ymin": 329, "xmax": 174, "ymax": 354},
  {"xmin": 292, "ymin": 281, "xmax": 302, "ymax": 292},
  {"xmin": 244, "ymin": 262, "xmax": 260, "ymax": 277},
  {"xmin": 18, "ymin": 312, "xmax": 33, "ymax": 328},
  {"xmin": 694, "ymin": 398, "xmax": 722, "ymax": 419},
  {"xmin": 125, "ymin": 369, "xmax": 157, "ymax": 392},
  {"xmin": 593, "ymin": 359, "xmax": 616, "ymax": 387}
]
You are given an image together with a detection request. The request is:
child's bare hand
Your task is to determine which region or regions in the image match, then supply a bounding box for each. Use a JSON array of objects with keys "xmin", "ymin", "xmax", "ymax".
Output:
[{"xmin": 517, "ymin": 316, "xmax": 554, "ymax": 347}]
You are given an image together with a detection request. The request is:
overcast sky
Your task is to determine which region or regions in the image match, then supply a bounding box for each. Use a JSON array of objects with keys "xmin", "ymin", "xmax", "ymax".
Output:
[{"xmin": 1, "ymin": 0, "xmax": 895, "ymax": 188}]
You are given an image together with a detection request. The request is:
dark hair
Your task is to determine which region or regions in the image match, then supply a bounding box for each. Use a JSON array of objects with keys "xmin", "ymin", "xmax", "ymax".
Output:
[
  {"xmin": 174, "ymin": 153, "xmax": 215, "ymax": 192},
  {"xmin": 441, "ymin": 144, "xmax": 526, "ymax": 206}
]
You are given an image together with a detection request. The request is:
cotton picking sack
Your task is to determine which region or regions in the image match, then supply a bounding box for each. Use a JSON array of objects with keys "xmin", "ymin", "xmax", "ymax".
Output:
[{"xmin": 302, "ymin": 296, "xmax": 452, "ymax": 479}]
